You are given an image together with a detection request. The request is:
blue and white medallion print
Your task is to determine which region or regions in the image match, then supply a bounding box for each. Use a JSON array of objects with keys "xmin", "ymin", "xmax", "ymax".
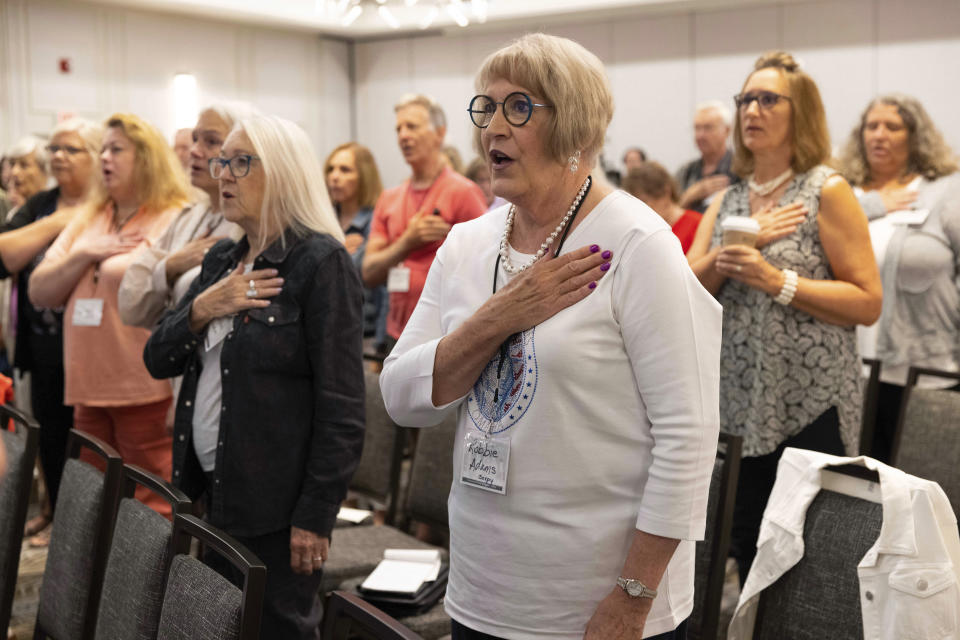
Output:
[{"xmin": 466, "ymin": 327, "xmax": 538, "ymax": 435}]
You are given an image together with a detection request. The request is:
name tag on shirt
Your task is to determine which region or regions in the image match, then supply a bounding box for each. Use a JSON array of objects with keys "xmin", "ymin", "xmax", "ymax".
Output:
[
  {"xmin": 72, "ymin": 298, "xmax": 104, "ymax": 327},
  {"xmin": 888, "ymin": 208, "xmax": 929, "ymax": 226},
  {"xmin": 387, "ymin": 266, "xmax": 411, "ymax": 293},
  {"xmin": 460, "ymin": 433, "xmax": 510, "ymax": 495}
]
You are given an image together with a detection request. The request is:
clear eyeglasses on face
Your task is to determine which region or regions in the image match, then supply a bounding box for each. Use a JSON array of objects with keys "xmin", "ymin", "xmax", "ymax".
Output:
[
  {"xmin": 734, "ymin": 90, "xmax": 792, "ymax": 110},
  {"xmin": 468, "ymin": 92, "xmax": 553, "ymax": 129},
  {"xmin": 209, "ymin": 154, "xmax": 259, "ymax": 179},
  {"xmin": 46, "ymin": 144, "xmax": 85, "ymax": 156}
]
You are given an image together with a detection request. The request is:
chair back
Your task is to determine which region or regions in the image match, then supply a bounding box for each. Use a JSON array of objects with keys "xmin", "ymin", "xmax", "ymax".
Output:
[
  {"xmin": 350, "ymin": 369, "xmax": 407, "ymax": 525},
  {"xmin": 0, "ymin": 405, "xmax": 39, "ymax": 632},
  {"xmin": 323, "ymin": 591, "xmax": 424, "ymax": 640},
  {"xmin": 859, "ymin": 358, "xmax": 882, "ymax": 455},
  {"xmin": 405, "ymin": 412, "xmax": 458, "ymax": 532},
  {"xmin": 94, "ymin": 465, "xmax": 192, "ymax": 640},
  {"xmin": 156, "ymin": 514, "xmax": 266, "ymax": 640},
  {"xmin": 752, "ymin": 488, "xmax": 882, "ymax": 639},
  {"xmin": 891, "ymin": 366, "xmax": 960, "ymax": 517},
  {"xmin": 688, "ymin": 432, "xmax": 741, "ymax": 640},
  {"xmin": 35, "ymin": 429, "xmax": 122, "ymax": 640}
]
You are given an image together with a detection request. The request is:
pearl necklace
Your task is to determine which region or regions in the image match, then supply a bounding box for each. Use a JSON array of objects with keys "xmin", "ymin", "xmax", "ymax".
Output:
[
  {"xmin": 748, "ymin": 168, "xmax": 793, "ymax": 197},
  {"xmin": 499, "ymin": 176, "xmax": 591, "ymax": 275}
]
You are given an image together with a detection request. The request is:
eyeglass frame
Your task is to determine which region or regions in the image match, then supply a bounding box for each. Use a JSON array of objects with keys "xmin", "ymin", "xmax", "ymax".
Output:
[
  {"xmin": 208, "ymin": 154, "xmax": 260, "ymax": 180},
  {"xmin": 467, "ymin": 92, "xmax": 553, "ymax": 129},
  {"xmin": 46, "ymin": 144, "xmax": 87, "ymax": 156},
  {"xmin": 733, "ymin": 90, "xmax": 792, "ymax": 111}
]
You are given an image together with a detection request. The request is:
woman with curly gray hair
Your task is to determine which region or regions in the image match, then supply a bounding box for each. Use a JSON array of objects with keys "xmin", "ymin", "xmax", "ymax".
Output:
[{"xmin": 840, "ymin": 94, "xmax": 960, "ymax": 463}]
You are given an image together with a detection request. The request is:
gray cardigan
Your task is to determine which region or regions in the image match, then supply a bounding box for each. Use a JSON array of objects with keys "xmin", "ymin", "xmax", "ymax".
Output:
[{"xmin": 861, "ymin": 173, "xmax": 960, "ymax": 381}]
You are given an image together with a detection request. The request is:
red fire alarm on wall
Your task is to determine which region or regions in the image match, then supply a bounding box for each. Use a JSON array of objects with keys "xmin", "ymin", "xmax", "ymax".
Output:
[{"xmin": 59, "ymin": 58, "xmax": 71, "ymax": 73}]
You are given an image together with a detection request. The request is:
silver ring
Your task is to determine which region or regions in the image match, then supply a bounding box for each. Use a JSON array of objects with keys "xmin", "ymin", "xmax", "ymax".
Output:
[
  {"xmin": 246, "ymin": 286, "xmax": 257, "ymax": 298},
  {"xmin": 736, "ymin": 265, "xmax": 743, "ymax": 273},
  {"xmin": 314, "ymin": 556, "xmax": 323, "ymax": 563}
]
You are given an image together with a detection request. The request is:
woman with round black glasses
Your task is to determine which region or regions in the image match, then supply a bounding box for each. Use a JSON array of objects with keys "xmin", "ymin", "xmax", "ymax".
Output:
[
  {"xmin": 687, "ymin": 51, "xmax": 881, "ymax": 585},
  {"xmin": 380, "ymin": 33, "xmax": 721, "ymax": 640}
]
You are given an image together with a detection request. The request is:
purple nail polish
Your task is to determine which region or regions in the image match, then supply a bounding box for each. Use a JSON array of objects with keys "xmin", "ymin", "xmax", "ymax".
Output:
[
  {"xmin": 588, "ymin": 281, "xmax": 597, "ymax": 289},
  {"xmin": 601, "ymin": 262, "xmax": 611, "ymax": 272},
  {"xmin": 601, "ymin": 250, "xmax": 612, "ymax": 259},
  {"xmin": 590, "ymin": 244, "xmax": 600, "ymax": 253}
]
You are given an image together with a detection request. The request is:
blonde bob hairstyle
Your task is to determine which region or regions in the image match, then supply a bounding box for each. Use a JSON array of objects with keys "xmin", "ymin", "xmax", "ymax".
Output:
[
  {"xmin": 732, "ymin": 51, "xmax": 831, "ymax": 178},
  {"xmin": 92, "ymin": 113, "xmax": 189, "ymax": 215},
  {"xmin": 234, "ymin": 115, "xmax": 344, "ymax": 246},
  {"xmin": 473, "ymin": 33, "xmax": 614, "ymax": 166},
  {"xmin": 839, "ymin": 94, "xmax": 959, "ymax": 186},
  {"xmin": 323, "ymin": 142, "xmax": 384, "ymax": 210}
]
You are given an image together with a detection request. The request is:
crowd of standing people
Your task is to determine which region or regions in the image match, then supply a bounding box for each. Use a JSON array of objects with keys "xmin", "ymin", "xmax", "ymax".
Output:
[{"xmin": 0, "ymin": 29, "xmax": 958, "ymax": 640}]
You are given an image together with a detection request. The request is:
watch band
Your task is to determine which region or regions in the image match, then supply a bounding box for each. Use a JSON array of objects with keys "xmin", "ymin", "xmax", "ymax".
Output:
[{"xmin": 616, "ymin": 576, "xmax": 657, "ymax": 599}]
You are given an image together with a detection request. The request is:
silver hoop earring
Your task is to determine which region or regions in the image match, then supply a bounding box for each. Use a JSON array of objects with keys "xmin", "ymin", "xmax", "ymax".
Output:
[{"xmin": 568, "ymin": 150, "xmax": 581, "ymax": 174}]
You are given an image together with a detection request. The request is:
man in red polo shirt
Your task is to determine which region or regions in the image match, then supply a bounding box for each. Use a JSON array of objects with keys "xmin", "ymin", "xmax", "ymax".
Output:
[{"xmin": 362, "ymin": 94, "xmax": 487, "ymax": 350}]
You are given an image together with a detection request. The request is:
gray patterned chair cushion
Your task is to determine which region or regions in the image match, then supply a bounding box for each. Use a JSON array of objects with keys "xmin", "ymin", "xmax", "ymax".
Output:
[
  {"xmin": 351, "ymin": 369, "xmax": 401, "ymax": 499},
  {"xmin": 405, "ymin": 414, "xmax": 457, "ymax": 529},
  {"xmin": 896, "ymin": 387, "xmax": 960, "ymax": 518},
  {"xmin": 94, "ymin": 498, "xmax": 173, "ymax": 640},
  {"xmin": 339, "ymin": 576, "xmax": 451, "ymax": 640},
  {"xmin": 323, "ymin": 526, "xmax": 447, "ymax": 593},
  {"xmin": 157, "ymin": 554, "xmax": 242, "ymax": 640},
  {"xmin": 0, "ymin": 430, "xmax": 27, "ymax": 616},
  {"xmin": 688, "ymin": 455, "xmax": 724, "ymax": 640},
  {"xmin": 753, "ymin": 489, "xmax": 882, "ymax": 640},
  {"xmin": 37, "ymin": 458, "xmax": 105, "ymax": 640}
]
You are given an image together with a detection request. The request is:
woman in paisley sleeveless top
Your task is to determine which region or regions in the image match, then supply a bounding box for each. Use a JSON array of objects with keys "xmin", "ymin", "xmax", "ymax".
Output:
[{"xmin": 687, "ymin": 51, "xmax": 882, "ymax": 584}]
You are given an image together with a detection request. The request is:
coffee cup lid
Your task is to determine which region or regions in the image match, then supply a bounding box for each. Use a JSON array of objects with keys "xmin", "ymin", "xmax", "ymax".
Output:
[{"xmin": 721, "ymin": 216, "xmax": 760, "ymax": 233}]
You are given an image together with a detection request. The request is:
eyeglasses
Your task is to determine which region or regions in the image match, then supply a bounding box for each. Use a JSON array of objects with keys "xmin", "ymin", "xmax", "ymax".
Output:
[
  {"xmin": 46, "ymin": 144, "xmax": 86, "ymax": 156},
  {"xmin": 468, "ymin": 92, "xmax": 553, "ymax": 129},
  {"xmin": 209, "ymin": 154, "xmax": 259, "ymax": 179},
  {"xmin": 734, "ymin": 90, "xmax": 792, "ymax": 110}
]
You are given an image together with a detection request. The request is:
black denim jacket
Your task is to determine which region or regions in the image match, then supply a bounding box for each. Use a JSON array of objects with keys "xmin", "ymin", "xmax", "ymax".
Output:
[{"xmin": 144, "ymin": 229, "xmax": 365, "ymax": 538}]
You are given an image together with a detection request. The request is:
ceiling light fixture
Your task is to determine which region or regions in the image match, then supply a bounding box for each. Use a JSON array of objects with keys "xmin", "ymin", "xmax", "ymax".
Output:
[
  {"xmin": 420, "ymin": 5, "xmax": 439, "ymax": 28},
  {"xmin": 378, "ymin": 4, "xmax": 400, "ymax": 28},
  {"xmin": 470, "ymin": 0, "xmax": 487, "ymax": 22},
  {"xmin": 341, "ymin": 4, "xmax": 363, "ymax": 25},
  {"xmin": 446, "ymin": 2, "xmax": 469, "ymax": 27}
]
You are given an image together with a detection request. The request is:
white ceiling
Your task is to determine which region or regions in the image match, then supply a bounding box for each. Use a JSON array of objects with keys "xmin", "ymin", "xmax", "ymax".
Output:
[{"xmin": 80, "ymin": 0, "xmax": 800, "ymax": 40}]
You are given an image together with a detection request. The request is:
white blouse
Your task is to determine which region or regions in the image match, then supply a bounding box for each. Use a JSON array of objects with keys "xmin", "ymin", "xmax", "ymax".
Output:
[{"xmin": 381, "ymin": 191, "xmax": 722, "ymax": 639}]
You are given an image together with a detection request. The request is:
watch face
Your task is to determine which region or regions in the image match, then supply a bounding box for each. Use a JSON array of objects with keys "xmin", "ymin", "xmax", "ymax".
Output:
[{"xmin": 627, "ymin": 582, "xmax": 643, "ymax": 597}]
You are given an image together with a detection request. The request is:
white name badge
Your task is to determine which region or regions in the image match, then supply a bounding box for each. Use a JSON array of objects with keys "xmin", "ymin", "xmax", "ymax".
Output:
[
  {"xmin": 460, "ymin": 433, "xmax": 510, "ymax": 495},
  {"xmin": 387, "ymin": 266, "xmax": 411, "ymax": 293},
  {"xmin": 72, "ymin": 298, "xmax": 104, "ymax": 327},
  {"xmin": 888, "ymin": 208, "xmax": 930, "ymax": 226}
]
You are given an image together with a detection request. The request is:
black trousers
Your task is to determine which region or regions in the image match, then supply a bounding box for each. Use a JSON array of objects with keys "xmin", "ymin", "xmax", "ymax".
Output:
[
  {"xmin": 203, "ymin": 526, "xmax": 323, "ymax": 640},
  {"xmin": 451, "ymin": 617, "xmax": 688, "ymax": 639},
  {"xmin": 27, "ymin": 340, "xmax": 73, "ymax": 510},
  {"xmin": 730, "ymin": 406, "xmax": 845, "ymax": 586}
]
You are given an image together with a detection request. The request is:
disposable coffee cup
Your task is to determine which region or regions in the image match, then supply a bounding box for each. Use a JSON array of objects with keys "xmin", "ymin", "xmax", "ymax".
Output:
[{"xmin": 721, "ymin": 216, "xmax": 760, "ymax": 248}]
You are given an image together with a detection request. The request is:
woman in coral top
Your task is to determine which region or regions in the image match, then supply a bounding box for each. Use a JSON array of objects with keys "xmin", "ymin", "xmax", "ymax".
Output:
[{"xmin": 30, "ymin": 113, "xmax": 188, "ymax": 516}]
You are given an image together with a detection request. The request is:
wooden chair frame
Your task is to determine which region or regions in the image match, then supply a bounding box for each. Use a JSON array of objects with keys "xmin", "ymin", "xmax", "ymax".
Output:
[
  {"xmin": 165, "ymin": 514, "xmax": 266, "ymax": 640},
  {"xmin": 890, "ymin": 366, "xmax": 960, "ymax": 464},
  {"xmin": 323, "ymin": 590, "xmax": 424, "ymax": 640},
  {"xmin": 34, "ymin": 429, "xmax": 123, "ymax": 640},
  {"xmin": 0, "ymin": 405, "xmax": 39, "ymax": 634}
]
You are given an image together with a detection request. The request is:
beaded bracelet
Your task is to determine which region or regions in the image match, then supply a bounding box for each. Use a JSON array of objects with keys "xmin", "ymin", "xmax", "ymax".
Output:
[{"xmin": 774, "ymin": 269, "xmax": 798, "ymax": 305}]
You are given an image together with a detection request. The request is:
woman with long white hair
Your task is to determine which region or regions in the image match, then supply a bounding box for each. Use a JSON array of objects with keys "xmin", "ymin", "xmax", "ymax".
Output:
[{"xmin": 144, "ymin": 115, "xmax": 365, "ymax": 639}]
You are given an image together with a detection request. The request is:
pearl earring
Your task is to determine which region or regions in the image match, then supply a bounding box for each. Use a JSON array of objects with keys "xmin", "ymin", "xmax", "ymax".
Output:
[{"xmin": 568, "ymin": 150, "xmax": 581, "ymax": 174}]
